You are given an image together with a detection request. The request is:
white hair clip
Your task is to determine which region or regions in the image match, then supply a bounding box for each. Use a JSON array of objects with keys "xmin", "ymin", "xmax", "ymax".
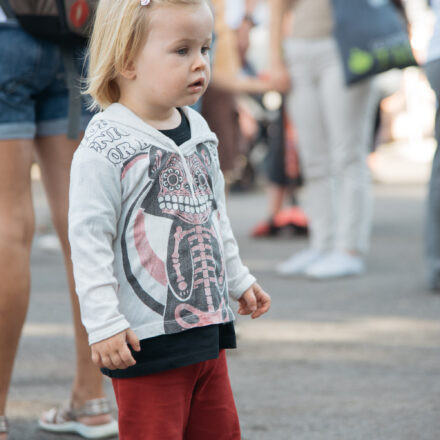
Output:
[{"xmin": 140, "ymin": 0, "xmax": 151, "ymax": 5}]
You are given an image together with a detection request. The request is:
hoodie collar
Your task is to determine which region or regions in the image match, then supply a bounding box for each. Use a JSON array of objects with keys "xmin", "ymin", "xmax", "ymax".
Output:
[{"xmin": 94, "ymin": 103, "xmax": 218, "ymax": 154}]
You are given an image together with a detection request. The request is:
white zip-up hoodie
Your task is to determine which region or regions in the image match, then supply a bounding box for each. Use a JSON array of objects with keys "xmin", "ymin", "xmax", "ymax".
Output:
[{"xmin": 69, "ymin": 103, "xmax": 256, "ymax": 345}]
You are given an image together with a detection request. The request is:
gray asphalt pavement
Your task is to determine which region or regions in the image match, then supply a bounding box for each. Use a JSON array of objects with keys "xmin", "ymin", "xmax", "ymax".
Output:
[{"xmin": 5, "ymin": 174, "xmax": 440, "ymax": 439}]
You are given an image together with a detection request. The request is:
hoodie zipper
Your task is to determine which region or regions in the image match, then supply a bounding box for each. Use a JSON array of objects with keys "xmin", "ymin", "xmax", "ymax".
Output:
[
  {"xmin": 168, "ymin": 142, "xmax": 197, "ymax": 202},
  {"xmin": 103, "ymin": 105, "xmax": 216, "ymax": 202}
]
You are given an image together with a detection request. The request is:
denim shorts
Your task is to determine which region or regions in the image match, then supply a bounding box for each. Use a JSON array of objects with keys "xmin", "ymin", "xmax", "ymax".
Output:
[{"xmin": 0, "ymin": 21, "xmax": 94, "ymax": 140}]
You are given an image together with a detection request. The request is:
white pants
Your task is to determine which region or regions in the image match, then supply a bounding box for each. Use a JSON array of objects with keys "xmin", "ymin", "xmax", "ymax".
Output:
[{"xmin": 285, "ymin": 37, "xmax": 375, "ymax": 253}]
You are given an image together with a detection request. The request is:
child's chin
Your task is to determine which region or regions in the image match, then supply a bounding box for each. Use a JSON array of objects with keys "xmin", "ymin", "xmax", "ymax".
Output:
[{"xmin": 182, "ymin": 93, "xmax": 204, "ymax": 107}]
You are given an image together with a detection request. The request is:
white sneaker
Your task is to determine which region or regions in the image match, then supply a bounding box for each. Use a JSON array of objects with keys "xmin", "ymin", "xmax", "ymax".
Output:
[
  {"xmin": 276, "ymin": 248, "xmax": 323, "ymax": 276},
  {"xmin": 305, "ymin": 251, "xmax": 364, "ymax": 279}
]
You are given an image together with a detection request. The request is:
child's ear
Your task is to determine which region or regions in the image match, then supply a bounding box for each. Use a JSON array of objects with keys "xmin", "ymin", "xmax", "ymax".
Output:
[{"xmin": 120, "ymin": 60, "xmax": 137, "ymax": 80}]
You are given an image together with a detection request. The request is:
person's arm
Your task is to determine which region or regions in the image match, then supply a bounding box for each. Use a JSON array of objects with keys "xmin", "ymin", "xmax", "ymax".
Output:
[
  {"xmin": 269, "ymin": 0, "xmax": 291, "ymax": 91},
  {"xmin": 245, "ymin": 0, "xmax": 258, "ymax": 15},
  {"xmin": 69, "ymin": 150, "xmax": 128, "ymax": 343},
  {"xmin": 209, "ymin": 0, "xmax": 288, "ymax": 94},
  {"xmin": 211, "ymin": 72, "xmax": 278, "ymax": 94},
  {"xmin": 212, "ymin": 155, "xmax": 255, "ymax": 298},
  {"xmin": 69, "ymin": 147, "xmax": 141, "ymax": 369},
  {"xmin": 209, "ymin": 142, "xmax": 271, "ymax": 317},
  {"xmin": 270, "ymin": 0, "xmax": 287, "ymax": 68}
]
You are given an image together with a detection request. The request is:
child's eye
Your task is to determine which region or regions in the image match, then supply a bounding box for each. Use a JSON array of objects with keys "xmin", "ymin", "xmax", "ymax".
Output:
[
  {"xmin": 201, "ymin": 46, "xmax": 211, "ymax": 55},
  {"xmin": 177, "ymin": 48, "xmax": 188, "ymax": 55}
]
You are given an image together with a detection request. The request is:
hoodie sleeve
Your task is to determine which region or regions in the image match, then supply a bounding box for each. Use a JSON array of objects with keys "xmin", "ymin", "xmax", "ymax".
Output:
[
  {"xmin": 69, "ymin": 147, "xmax": 131, "ymax": 345},
  {"xmin": 210, "ymin": 144, "xmax": 256, "ymax": 300}
]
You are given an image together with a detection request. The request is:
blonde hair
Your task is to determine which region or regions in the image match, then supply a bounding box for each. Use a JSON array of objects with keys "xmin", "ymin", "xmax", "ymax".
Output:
[{"xmin": 86, "ymin": 0, "xmax": 206, "ymax": 110}]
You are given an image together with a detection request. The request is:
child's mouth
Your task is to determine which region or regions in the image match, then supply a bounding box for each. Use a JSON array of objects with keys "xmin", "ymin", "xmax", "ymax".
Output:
[{"xmin": 188, "ymin": 78, "xmax": 205, "ymax": 91}]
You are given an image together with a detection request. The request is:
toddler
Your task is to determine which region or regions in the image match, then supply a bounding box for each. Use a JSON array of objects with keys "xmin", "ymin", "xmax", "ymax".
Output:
[{"xmin": 69, "ymin": 0, "xmax": 271, "ymax": 438}]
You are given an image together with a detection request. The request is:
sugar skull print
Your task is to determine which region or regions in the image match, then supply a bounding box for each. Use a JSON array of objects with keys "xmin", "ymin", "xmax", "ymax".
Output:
[{"xmin": 121, "ymin": 144, "xmax": 231, "ymax": 334}]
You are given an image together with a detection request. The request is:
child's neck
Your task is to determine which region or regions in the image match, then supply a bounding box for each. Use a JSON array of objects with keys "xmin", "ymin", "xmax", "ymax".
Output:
[{"xmin": 118, "ymin": 98, "xmax": 181, "ymax": 131}]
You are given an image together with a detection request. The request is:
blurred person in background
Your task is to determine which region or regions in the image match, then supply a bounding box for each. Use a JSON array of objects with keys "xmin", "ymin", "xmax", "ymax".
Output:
[
  {"xmin": 250, "ymin": 105, "xmax": 309, "ymax": 238},
  {"xmin": 270, "ymin": 0, "xmax": 377, "ymax": 279},
  {"xmin": 244, "ymin": 5, "xmax": 308, "ymax": 237},
  {"xmin": 0, "ymin": 4, "xmax": 117, "ymax": 439},
  {"xmin": 203, "ymin": 0, "xmax": 283, "ymax": 186},
  {"xmin": 425, "ymin": 0, "xmax": 440, "ymax": 292}
]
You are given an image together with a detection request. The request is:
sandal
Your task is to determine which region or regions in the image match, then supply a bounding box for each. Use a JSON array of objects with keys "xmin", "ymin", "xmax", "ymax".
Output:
[
  {"xmin": 38, "ymin": 398, "xmax": 118, "ymax": 439},
  {"xmin": 0, "ymin": 416, "xmax": 8, "ymax": 439}
]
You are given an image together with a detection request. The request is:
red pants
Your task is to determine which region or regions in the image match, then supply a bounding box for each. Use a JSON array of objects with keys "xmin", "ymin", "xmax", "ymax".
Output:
[{"xmin": 111, "ymin": 350, "xmax": 241, "ymax": 440}]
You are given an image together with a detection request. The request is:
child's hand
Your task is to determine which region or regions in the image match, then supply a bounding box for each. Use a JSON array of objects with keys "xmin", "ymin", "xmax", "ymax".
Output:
[
  {"xmin": 91, "ymin": 329, "xmax": 141, "ymax": 370},
  {"xmin": 238, "ymin": 282, "xmax": 271, "ymax": 319}
]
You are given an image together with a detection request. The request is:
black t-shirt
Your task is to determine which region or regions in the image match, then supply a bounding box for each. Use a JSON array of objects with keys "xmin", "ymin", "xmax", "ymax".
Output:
[
  {"xmin": 102, "ymin": 108, "xmax": 236, "ymax": 379},
  {"xmin": 159, "ymin": 107, "xmax": 192, "ymax": 145},
  {"xmin": 102, "ymin": 323, "xmax": 236, "ymax": 379}
]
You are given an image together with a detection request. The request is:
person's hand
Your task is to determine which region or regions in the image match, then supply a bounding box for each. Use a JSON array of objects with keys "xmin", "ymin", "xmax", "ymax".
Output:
[
  {"xmin": 267, "ymin": 64, "xmax": 291, "ymax": 93},
  {"xmin": 238, "ymin": 282, "xmax": 271, "ymax": 319},
  {"xmin": 238, "ymin": 105, "xmax": 258, "ymax": 140},
  {"xmin": 91, "ymin": 328, "xmax": 140, "ymax": 370}
]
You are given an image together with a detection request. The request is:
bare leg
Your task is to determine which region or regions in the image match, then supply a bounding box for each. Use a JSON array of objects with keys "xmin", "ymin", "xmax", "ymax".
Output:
[
  {"xmin": 268, "ymin": 184, "xmax": 287, "ymax": 218},
  {"xmin": 34, "ymin": 134, "xmax": 110, "ymax": 425},
  {"xmin": 0, "ymin": 140, "xmax": 35, "ymax": 440}
]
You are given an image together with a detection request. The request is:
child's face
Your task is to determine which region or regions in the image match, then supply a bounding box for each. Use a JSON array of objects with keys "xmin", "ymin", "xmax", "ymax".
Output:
[{"xmin": 128, "ymin": 2, "xmax": 213, "ymax": 110}]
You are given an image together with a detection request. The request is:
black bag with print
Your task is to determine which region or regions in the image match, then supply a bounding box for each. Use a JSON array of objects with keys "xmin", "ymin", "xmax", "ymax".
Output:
[
  {"xmin": 0, "ymin": 0, "xmax": 97, "ymax": 46},
  {"xmin": 331, "ymin": 0, "xmax": 417, "ymax": 85}
]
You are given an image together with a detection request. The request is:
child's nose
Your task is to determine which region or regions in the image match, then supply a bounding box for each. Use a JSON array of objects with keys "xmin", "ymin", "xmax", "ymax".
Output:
[{"xmin": 193, "ymin": 53, "xmax": 208, "ymax": 71}]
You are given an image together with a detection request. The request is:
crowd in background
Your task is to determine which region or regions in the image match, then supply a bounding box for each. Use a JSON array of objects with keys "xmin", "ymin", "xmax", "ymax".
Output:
[
  {"xmin": 203, "ymin": 0, "xmax": 440, "ymax": 282},
  {"xmin": 0, "ymin": 0, "xmax": 439, "ymax": 438}
]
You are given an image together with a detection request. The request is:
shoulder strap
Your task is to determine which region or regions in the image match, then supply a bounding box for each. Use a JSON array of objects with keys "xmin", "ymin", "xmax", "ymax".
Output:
[{"xmin": 0, "ymin": 0, "xmax": 15, "ymax": 19}]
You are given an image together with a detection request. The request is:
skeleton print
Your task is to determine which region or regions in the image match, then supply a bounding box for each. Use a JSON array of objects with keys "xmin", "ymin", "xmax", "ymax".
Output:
[{"xmin": 122, "ymin": 144, "xmax": 230, "ymax": 334}]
